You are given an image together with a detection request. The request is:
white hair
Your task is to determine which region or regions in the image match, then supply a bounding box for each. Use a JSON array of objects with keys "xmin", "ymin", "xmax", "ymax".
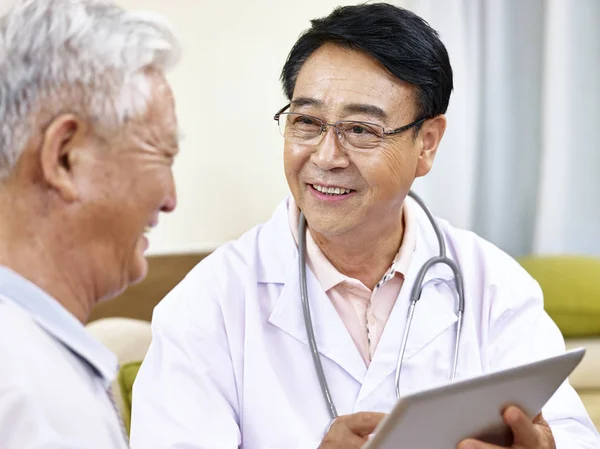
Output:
[{"xmin": 0, "ymin": 0, "xmax": 181, "ymax": 179}]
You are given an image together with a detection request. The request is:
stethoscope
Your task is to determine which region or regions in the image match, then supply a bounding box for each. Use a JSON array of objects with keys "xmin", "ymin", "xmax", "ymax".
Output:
[{"xmin": 298, "ymin": 190, "xmax": 465, "ymax": 422}]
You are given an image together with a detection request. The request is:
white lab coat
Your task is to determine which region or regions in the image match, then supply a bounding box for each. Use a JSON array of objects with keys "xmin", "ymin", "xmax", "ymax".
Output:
[{"xmin": 131, "ymin": 197, "xmax": 599, "ymax": 449}]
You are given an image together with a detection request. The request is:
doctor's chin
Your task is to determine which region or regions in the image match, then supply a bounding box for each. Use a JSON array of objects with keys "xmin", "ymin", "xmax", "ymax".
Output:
[{"xmin": 0, "ymin": 0, "xmax": 598, "ymax": 449}]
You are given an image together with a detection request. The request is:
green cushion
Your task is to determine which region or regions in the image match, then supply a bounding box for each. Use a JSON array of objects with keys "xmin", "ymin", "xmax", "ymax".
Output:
[
  {"xmin": 118, "ymin": 360, "xmax": 142, "ymax": 434},
  {"xmin": 518, "ymin": 256, "xmax": 600, "ymax": 338}
]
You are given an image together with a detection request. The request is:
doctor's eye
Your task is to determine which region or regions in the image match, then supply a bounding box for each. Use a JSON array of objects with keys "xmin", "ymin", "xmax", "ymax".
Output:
[
  {"xmin": 339, "ymin": 122, "xmax": 382, "ymax": 137},
  {"xmin": 292, "ymin": 115, "xmax": 320, "ymax": 126},
  {"xmin": 351, "ymin": 125, "xmax": 373, "ymax": 135},
  {"xmin": 288, "ymin": 114, "xmax": 322, "ymax": 136}
]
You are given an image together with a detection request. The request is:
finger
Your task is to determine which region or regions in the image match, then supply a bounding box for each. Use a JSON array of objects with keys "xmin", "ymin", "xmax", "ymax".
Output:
[
  {"xmin": 457, "ymin": 438, "xmax": 503, "ymax": 449},
  {"xmin": 532, "ymin": 412, "xmax": 555, "ymax": 447},
  {"xmin": 457, "ymin": 408, "xmax": 545, "ymax": 449},
  {"xmin": 344, "ymin": 412, "xmax": 386, "ymax": 437},
  {"xmin": 503, "ymin": 406, "xmax": 539, "ymax": 447},
  {"xmin": 341, "ymin": 434, "xmax": 367, "ymax": 449},
  {"xmin": 320, "ymin": 428, "xmax": 365, "ymax": 449},
  {"xmin": 532, "ymin": 412, "xmax": 549, "ymax": 427}
]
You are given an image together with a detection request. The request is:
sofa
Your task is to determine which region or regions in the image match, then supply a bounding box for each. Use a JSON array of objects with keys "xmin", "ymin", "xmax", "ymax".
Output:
[
  {"xmin": 518, "ymin": 256, "xmax": 600, "ymax": 427},
  {"xmin": 86, "ymin": 253, "xmax": 600, "ymax": 433}
]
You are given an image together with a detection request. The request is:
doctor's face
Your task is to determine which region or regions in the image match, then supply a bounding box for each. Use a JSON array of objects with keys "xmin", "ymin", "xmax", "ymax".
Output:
[{"xmin": 283, "ymin": 44, "xmax": 441, "ymax": 238}]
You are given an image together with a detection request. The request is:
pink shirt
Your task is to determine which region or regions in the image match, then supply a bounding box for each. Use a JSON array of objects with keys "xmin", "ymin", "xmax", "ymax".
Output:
[{"xmin": 288, "ymin": 198, "xmax": 416, "ymax": 366}]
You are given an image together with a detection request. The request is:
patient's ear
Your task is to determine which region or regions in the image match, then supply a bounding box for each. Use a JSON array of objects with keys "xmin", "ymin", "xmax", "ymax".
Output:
[{"xmin": 39, "ymin": 114, "xmax": 90, "ymax": 202}]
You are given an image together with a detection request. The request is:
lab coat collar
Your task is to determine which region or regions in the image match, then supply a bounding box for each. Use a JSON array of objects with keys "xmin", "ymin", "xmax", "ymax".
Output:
[
  {"xmin": 262, "ymin": 196, "xmax": 458, "ymax": 387},
  {"xmin": 407, "ymin": 194, "xmax": 456, "ymax": 284},
  {"xmin": 355, "ymin": 238, "xmax": 459, "ymax": 401},
  {"xmin": 357, "ymin": 197, "xmax": 460, "ymax": 400},
  {"xmin": 268, "ymin": 254, "xmax": 368, "ymax": 383},
  {"xmin": 256, "ymin": 195, "xmax": 455, "ymax": 285},
  {"xmin": 0, "ymin": 266, "xmax": 118, "ymax": 390},
  {"xmin": 255, "ymin": 197, "xmax": 296, "ymax": 284},
  {"xmin": 261, "ymin": 198, "xmax": 366, "ymax": 382}
]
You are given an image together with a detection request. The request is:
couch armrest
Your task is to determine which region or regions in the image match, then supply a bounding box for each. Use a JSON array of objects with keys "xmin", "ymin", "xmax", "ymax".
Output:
[{"xmin": 566, "ymin": 338, "xmax": 600, "ymax": 390}]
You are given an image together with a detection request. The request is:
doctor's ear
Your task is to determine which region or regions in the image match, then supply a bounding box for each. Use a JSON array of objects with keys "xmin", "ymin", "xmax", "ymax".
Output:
[
  {"xmin": 39, "ymin": 114, "xmax": 91, "ymax": 202},
  {"xmin": 414, "ymin": 114, "xmax": 446, "ymax": 178}
]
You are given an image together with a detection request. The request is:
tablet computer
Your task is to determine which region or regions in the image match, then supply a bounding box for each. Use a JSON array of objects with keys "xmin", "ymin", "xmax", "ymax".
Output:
[{"xmin": 364, "ymin": 348, "xmax": 585, "ymax": 449}]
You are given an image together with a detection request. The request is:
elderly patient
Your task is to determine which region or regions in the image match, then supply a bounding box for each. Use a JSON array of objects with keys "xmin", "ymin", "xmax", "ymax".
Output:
[{"xmin": 0, "ymin": 0, "xmax": 180, "ymax": 447}]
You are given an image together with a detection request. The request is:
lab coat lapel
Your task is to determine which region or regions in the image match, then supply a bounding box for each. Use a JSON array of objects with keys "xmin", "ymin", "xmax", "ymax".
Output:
[
  {"xmin": 268, "ymin": 252, "xmax": 367, "ymax": 384},
  {"xmin": 356, "ymin": 213, "xmax": 458, "ymax": 402}
]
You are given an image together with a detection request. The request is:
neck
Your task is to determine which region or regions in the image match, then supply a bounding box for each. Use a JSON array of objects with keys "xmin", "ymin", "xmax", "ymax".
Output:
[
  {"xmin": 310, "ymin": 208, "xmax": 405, "ymax": 290},
  {"xmin": 0, "ymin": 193, "xmax": 96, "ymax": 323}
]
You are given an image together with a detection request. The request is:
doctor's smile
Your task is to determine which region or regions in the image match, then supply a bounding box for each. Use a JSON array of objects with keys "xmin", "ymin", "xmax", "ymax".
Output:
[{"xmin": 309, "ymin": 183, "xmax": 356, "ymax": 202}]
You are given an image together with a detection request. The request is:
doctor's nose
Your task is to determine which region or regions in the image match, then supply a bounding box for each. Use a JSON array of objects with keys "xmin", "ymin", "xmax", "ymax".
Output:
[{"xmin": 311, "ymin": 126, "xmax": 350, "ymax": 171}]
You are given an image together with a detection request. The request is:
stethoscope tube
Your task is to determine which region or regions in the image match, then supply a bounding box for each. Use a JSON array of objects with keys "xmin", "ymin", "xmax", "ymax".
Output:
[
  {"xmin": 298, "ymin": 190, "xmax": 465, "ymax": 422},
  {"xmin": 298, "ymin": 213, "xmax": 338, "ymax": 419}
]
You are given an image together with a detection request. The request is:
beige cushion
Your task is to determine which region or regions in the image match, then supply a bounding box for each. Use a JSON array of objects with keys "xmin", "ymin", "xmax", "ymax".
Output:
[
  {"xmin": 566, "ymin": 338, "xmax": 600, "ymax": 390},
  {"xmin": 565, "ymin": 338, "xmax": 600, "ymax": 430},
  {"xmin": 578, "ymin": 392, "xmax": 600, "ymax": 432},
  {"xmin": 86, "ymin": 318, "xmax": 152, "ymax": 420}
]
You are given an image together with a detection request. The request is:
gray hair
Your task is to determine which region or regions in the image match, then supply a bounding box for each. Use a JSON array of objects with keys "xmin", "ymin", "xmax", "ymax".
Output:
[{"xmin": 0, "ymin": 0, "xmax": 181, "ymax": 179}]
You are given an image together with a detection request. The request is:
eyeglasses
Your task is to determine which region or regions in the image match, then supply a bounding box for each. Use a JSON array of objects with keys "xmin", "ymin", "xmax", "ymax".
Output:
[{"xmin": 273, "ymin": 104, "xmax": 427, "ymax": 151}]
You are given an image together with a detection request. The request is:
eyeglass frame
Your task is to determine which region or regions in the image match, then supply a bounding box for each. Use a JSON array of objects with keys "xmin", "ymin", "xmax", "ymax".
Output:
[{"xmin": 273, "ymin": 103, "xmax": 428, "ymax": 147}]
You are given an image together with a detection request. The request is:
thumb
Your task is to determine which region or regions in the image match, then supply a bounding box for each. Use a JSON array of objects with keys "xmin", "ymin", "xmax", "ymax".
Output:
[
  {"xmin": 345, "ymin": 412, "xmax": 386, "ymax": 437},
  {"xmin": 504, "ymin": 407, "xmax": 539, "ymax": 447}
]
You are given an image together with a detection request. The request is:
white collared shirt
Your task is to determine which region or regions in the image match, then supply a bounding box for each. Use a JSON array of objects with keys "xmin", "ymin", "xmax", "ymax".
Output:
[{"xmin": 0, "ymin": 266, "xmax": 128, "ymax": 448}]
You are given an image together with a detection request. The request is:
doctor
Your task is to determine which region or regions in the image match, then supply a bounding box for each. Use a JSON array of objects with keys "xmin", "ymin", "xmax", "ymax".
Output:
[{"xmin": 130, "ymin": 3, "xmax": 598, "ymax": 449}]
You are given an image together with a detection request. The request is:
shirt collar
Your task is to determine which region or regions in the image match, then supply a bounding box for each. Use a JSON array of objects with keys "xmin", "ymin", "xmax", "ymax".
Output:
[
  {"xmin": 0, "ymin": 266, "xmax": 118, "ymax": 389},
  {"xmin": 375, "ymin": 197, "xmax": 417, "ymax": 288},
  {"xmin": 287, "ymin": 196, "xmax": 417, "ymax": 292}
]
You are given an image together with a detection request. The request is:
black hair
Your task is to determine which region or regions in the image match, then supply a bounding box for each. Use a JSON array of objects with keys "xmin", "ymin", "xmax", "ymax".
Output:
[{"xmin": 280, "ymin": 2, "xmax": 453, "ymax": 120}]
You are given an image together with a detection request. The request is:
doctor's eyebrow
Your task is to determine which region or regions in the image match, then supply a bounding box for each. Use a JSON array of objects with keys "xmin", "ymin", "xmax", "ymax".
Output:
[
  {"xmin": 290, "ymin": 98, "xmax": 388, "ymax": 122},
  {"xmin": 342, "ymin": 103, "xmax": 388, "ymax": 122},
  {"xmin": 291, "ymin": 97, "xmax": 323, "ymax": 108}
]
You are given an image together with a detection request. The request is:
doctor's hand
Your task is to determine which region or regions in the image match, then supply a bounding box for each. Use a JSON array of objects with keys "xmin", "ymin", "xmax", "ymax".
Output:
[
  {"xmin": 458, "ymin": 406, "xmax": 556, "ymax": 449},
  {"xmin": 318, "ymin": 412, "xmax": 386, "ymax": 449}
]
